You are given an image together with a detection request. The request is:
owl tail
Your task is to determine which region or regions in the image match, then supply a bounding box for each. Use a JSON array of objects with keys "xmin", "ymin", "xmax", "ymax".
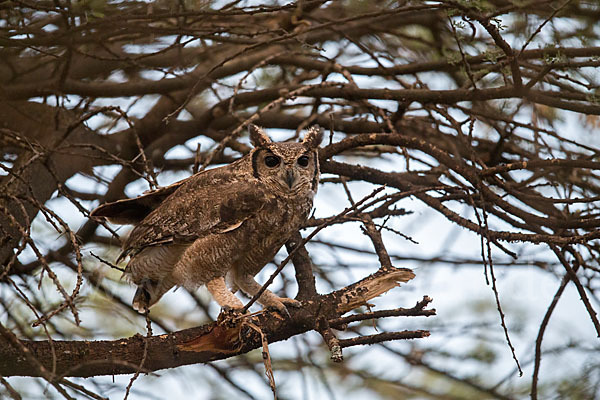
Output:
[{"xmin": 132, "ymin": 278, "xmax": 165, "ymax": 313}]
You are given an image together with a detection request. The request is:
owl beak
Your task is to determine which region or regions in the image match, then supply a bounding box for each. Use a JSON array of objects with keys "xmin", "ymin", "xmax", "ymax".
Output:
[{"xmin": 285, "ymin": 169, "xmax": 296, "ymax": 189}]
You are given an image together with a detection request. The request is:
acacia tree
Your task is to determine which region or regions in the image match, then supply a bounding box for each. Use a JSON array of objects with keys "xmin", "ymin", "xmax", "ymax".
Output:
[{"xmin": 1, "ymin": 1, "xmax": 600, "ymax": 399}]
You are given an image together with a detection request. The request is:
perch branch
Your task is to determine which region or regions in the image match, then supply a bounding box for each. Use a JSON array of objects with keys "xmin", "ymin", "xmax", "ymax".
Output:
[{"xmin": 0, "ymin": 267, "xmax": 425, "ymax": 378}]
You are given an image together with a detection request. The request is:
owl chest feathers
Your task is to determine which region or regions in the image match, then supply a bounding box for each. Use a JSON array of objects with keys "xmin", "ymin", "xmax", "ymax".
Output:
[{"xmin": 230, "ymin": 191, "xmax": 313, "ymax": 276}]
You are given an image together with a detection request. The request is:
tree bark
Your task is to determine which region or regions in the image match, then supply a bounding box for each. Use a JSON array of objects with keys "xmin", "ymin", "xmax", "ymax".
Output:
[
  {"xmin": 0, "ymin": 101, "xmax": 118, "ymax": 267},
  {"xmin": 0, "ymin": 267, "xmax": 419, "ymax": 378}
]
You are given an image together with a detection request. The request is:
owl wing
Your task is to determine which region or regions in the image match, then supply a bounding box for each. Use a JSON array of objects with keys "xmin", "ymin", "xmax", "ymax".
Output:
[
  {"xmin": 120, "ymin": 175, "xmax": 267, "ymax": 259},
  {"xmin": 90, "ymin": 178, "xmax": 189, "ymax": 225}
]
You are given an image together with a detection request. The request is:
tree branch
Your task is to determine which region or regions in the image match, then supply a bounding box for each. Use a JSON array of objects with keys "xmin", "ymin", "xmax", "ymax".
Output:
[{"xmin": 0, "ymin": 267, "xmax": 420, "ymax": 378}]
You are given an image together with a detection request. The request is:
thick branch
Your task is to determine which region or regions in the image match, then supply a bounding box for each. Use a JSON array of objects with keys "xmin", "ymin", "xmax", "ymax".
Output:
[
  {"xmin": 0, "ymin": 267, "xmax": 419, "ymax": 378},
  {"xmin": 0, "ymin": 101, "xmax": 119, "ymax": 267}
]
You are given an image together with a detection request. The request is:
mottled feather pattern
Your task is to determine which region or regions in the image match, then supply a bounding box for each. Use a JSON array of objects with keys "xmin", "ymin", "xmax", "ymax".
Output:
[{"xmin": 90, "ymin": 124, "xmax": 323, "ymax": 313}]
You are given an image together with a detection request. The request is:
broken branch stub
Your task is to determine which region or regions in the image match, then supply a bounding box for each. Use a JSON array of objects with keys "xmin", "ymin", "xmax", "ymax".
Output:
[{"xmin": 334, "ymin": 267, "xmax": 416, "ymax": 314}]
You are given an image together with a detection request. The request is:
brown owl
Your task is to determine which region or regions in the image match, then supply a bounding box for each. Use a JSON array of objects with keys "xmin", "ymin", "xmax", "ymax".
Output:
[{"xmin": 90, "ymin": 125, "xmax": 323, "ymax": 315}]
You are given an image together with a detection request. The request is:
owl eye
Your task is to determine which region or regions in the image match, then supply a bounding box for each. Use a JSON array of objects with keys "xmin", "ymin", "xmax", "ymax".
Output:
[
  {"xmin": 264, "ymin": 155, "xmax": 281, "ymax": 168},
  {"xmin": 297, "ymin": 155, "xmax": 309, "ymax": 167}
]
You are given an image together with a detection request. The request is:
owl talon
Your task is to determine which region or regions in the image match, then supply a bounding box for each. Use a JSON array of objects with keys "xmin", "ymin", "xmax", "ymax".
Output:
[
  {"xmin": 280, "ymin": 298, "xmax": 302, "ymax": 308},
  {"xmin": 217, "ymin": 306, "xmax": 246, "ymax": 326},
  {"xmin": 265, "ymin": 297, "xmax": 303, "ymax": 317},
  {"xmin": 220, "ymin": 305, "xmax": 245, "ymax": 316},
  {"xmin": 221, "ymin": 305, "xmax": 238, "ymax": 311},
  {"xmin": 266, "ymin": 304, "xmax": 291, "ymax": 318}
]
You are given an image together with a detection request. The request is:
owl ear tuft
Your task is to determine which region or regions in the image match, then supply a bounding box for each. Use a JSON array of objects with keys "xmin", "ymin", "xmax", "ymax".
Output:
[
  {"xmin": 249, "ymin": 124, "xmax": 272, "ymax": 147},
  {"xmin": 302, "ymin": 125, "xmax": 324, "ymax": 149}
]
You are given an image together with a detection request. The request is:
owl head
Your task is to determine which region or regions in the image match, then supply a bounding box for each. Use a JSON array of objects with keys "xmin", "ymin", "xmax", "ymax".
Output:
[{"xmin": 248, "ymin": 124, "xmax": 323, "ymax": 195}]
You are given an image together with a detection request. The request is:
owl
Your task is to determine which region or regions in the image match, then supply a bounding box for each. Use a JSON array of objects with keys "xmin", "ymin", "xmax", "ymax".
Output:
[{"xmin": 90, "ymin": 125, "xmax": 323, "ymax": 315}]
